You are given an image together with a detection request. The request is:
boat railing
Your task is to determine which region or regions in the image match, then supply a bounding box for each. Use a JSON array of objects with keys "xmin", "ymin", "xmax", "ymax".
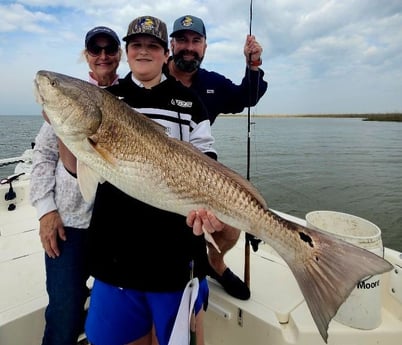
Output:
[{"xmin": 0, "ymin": 147, "xmax": 34, "ymax": 177}]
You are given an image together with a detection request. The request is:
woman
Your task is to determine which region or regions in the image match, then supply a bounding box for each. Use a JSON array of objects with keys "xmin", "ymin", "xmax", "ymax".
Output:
[{"xmin": 30, "ymin": 26, "xmax": 122, "ymax": 345}]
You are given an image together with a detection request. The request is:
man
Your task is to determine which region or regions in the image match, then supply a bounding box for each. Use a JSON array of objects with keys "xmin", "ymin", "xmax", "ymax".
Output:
[{"xmin": 167, "ymin": 15, "xmax": 268, "ymax": 300}]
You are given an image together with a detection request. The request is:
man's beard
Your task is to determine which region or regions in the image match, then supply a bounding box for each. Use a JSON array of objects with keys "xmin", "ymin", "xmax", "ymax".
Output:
[{"xmin": 173, "ymin": 50, "xmax": 203, "ymax": 73}]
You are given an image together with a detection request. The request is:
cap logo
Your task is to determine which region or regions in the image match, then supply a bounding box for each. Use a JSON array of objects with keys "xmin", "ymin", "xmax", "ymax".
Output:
[
  {"xmin": 92, "ymin": 27, "xmax": 111, "ymax": 33},
  {"xmin": 181, "ymin": 16, "xmax": 195, "ymax": 28},
  {"xmin": 139, "ymin": 17, "xmax": 156, "ymax": 33}
]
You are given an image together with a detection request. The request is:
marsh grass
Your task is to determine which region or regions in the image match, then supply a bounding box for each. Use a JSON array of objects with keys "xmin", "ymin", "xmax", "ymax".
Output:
[{"xmin": 221, "ymin": 113, "xmax": 402, "ymax": 122}]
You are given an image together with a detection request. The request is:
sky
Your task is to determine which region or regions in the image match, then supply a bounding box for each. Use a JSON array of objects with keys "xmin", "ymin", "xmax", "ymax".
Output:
[{"xmin": 1, "ymin": 0, "xmax": 402, "ymax": 116}]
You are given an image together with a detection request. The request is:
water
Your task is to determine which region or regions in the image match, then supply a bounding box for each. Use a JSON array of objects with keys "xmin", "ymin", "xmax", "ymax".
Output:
[
  {"xmin": 0, "ymin": 115, "xmax": 43, "ymax": 176},
  {"xmin": 212, "ymin": 116, "xmax": 402, "ymax": 252},
  {"xmin": 1, "ymin": 115, "xmax": 401, "ymax": 251}
]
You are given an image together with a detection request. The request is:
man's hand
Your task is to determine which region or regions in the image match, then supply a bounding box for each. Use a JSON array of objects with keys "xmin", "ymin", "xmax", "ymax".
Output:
[
  {"xmin": 39, "ymin": 210, "xmax": 66, "ymax": 258},
  {"xmin": 186, "ymin": 208, "xmax": 225, "ymax": 236},
  {"xmin": 244, "ymin": 35, "xmax": 263, "ymax": 69},
  {"xmin": 187, "ymin": 208, "xmax": 225, "ymax": 252}
]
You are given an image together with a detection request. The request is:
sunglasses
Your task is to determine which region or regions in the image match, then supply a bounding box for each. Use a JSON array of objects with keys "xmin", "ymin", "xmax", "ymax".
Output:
[{"xmin": 87, "ymin": 43, "xmax": 119, "ymax": 57}]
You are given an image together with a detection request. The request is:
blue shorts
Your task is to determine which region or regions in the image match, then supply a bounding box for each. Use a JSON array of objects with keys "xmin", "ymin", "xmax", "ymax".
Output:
[{"xmin": 85, "ymin": 278, "xmax": 209, "ymax": 345}]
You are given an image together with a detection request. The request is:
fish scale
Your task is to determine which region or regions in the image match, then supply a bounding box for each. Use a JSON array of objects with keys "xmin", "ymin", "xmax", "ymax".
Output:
[{"xmin": 34, "ymin": 70, "xmax": 393, "ymax": 343}]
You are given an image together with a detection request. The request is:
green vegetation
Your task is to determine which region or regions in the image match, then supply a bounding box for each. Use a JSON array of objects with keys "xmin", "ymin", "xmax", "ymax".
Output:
[
  {"xmin": 299, "ymin": 113, "xmax": 402, "ymax": 122},
  {"xmin": 362, "ymin": 113, "xmax": 402, "ymax": 122},
  {"xmin": 220, "ymin": 113, "xmax": 402, "ymax": 122}
]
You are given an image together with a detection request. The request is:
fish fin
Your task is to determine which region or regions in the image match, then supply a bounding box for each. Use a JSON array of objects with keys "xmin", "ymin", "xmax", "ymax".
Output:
[
  {"xmin": 202, "ymin": 226, "xmax": 221, "ymax": 253},
  {"xmin": 217, "ymin": 162, "xmax": 268, "ymax": 209},
  {"xmin": 283, "ymin": 224, "xmax": 393, "ymax": 343},
  {"xmin": 173, "ymin": 138, "xmax": 268, "ymax": 209},
  {"xmin": 147, "ymin": 118, "xmax": 169, "ymax": 135},
  {"xmin": 93, "ymin": 145, "xmax": 118, "ymax": 166},
  {"xmin": 77, "ymin": 160, "xmax": 103, "ymax": 203}
]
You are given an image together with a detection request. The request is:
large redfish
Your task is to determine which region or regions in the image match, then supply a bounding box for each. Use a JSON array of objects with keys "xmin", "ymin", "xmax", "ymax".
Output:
[{"xmin": 34, "ymin": 70, "xmax": 393, "ymax": 343}]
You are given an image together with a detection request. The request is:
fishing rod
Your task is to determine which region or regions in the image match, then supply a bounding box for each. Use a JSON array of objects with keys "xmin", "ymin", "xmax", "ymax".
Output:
[
  {"xmin": 244, "ymin": 0, "xmax": 263, "ymax": 289},
  {"xmin": 244, "ymin": 0, "xmax": 253, "ymax": 288},
  {"xmin": 246, "ymin": 0, "xmax": 253, "ymax": 182}
]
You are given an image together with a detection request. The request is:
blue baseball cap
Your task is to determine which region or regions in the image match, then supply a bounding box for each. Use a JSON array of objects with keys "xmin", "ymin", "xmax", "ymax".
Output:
[
  {"xmin": 170, "ymin": 15, "xmax": 206, "ymax": 38},
  {"xmin": 85, "ymin": 26, "xmax": 120, "ymax": 47}
]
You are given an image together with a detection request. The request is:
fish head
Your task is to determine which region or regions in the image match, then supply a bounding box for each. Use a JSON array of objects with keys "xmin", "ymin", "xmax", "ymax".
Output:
[{"xmin": 34, "ymin": 70, "xmax": 102, "ymax": 143}]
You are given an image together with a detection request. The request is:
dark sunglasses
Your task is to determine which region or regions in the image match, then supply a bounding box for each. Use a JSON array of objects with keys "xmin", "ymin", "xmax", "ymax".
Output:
[{"xmin": 87, "ymin": 43, "xmax": 119, "ymax": 57}]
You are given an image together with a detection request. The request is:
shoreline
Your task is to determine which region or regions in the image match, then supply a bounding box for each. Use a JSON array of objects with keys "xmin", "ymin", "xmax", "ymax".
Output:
[
  {"xmin": 219, "ymin": 113, "xmax": 402, "ymax": 122},
  {"xmin": 2, "ymin": 113, "xmax": 402, "ymax": 122}
]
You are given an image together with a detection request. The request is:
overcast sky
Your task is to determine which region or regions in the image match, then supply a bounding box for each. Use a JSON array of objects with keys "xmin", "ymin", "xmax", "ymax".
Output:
[{"xmin": 1, "ymin": 0, "xmax": 402, "ymax": 116}]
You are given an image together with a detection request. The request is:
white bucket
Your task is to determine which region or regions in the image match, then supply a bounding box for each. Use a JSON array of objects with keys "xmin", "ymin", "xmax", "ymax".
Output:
[{"xmin": 305, "ymin": 210, "xmax": 384, "ymax": 330}]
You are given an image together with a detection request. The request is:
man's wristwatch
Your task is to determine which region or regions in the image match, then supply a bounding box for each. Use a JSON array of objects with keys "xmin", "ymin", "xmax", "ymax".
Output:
[{"xmin": 249, "ymin": 58, "xmax": 262, "ymax": 67}]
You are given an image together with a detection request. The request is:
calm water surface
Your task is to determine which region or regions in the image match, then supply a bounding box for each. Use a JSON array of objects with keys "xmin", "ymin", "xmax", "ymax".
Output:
[
  {"xmin": 1, "ymin": 115, "xmax": 401, "ymax": 251},
  {"xmin": 212, "ymin": 116, "xmax": 402, "ymax": 251}
]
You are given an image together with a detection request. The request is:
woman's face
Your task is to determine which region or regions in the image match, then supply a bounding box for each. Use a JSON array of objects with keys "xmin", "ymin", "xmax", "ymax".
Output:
[{"xmin": 85, "ymin": 35, "xmax": 121, "ymax": 82}]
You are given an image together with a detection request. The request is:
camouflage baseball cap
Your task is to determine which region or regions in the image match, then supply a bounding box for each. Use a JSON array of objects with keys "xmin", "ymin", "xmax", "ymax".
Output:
[{"xmin": 123, "ymin": 16, "xmax": 168, "ymax": 48}]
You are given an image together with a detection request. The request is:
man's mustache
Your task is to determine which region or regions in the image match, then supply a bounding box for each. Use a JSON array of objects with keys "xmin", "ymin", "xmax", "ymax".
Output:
[
  {"xmin": 172, "ymin": 50, "xmax": 203, "ymax": 73},
  {"xmin": 176, "ymin": 50, "xmax": 201, "ymax": 60}
]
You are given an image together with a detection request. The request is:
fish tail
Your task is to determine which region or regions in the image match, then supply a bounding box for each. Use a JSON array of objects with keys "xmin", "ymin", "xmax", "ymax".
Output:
[{"xmin": 283, "ymin": 225, "xmax": 393, "ymax": 343}]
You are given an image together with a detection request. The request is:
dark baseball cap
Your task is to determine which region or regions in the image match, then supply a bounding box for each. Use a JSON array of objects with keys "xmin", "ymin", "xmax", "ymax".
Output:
[
  {"xmin": 85, "ymin": 26, "xmax": 120, "ymax": 48},
  {"xmin": 170, "ymin": 15, "xmax": 206, "ymax": 38},
  {"xmin": 123, "ymin": 16, "xmax": 168, "ymax": 48}
]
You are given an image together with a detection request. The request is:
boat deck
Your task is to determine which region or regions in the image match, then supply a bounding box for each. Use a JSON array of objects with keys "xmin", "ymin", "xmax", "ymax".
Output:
[
  {"xmin": 1, "ymin": 176, "xmax": 402, "ymax": 345},
  {"xmin": 0, "ymin": 177, "xmax": 46, "ymax": 345},
  {"xmin": 205, "ymin": 230, "xmax": 402, "ymax": 345}
]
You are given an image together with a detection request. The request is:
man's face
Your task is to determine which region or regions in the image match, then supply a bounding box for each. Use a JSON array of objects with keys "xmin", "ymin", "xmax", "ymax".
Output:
[{"xmin": 171, "ymin": 31, "xmax": 207, "ymax": 73}]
